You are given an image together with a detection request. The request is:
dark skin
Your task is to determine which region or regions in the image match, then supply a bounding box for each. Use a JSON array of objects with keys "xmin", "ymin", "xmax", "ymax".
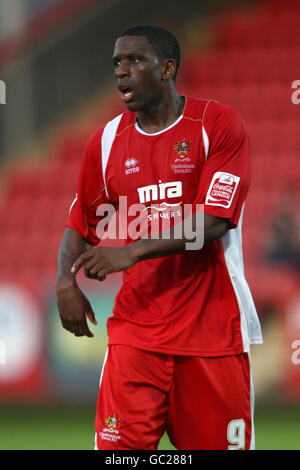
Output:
[
  {"xmin": 56, "ymin": 228, "xmax": 98, "ymax": 337},
  {"xmin": 113, "ymin": 35, "xmax": 185, "ymax": 132},
  {"xmin": 56, "ymin": 35, "xmax": 230, "ymax": 337}
]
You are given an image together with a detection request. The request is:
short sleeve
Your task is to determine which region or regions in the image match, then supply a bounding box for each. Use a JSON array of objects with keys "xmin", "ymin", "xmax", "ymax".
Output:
[
  {"xmin": 66, "ymin": 127, "xmax": 109, "ymax": 245},
  {"xmin": 193, "ymin": 101, "xmax": 250, "ymax": 228}
]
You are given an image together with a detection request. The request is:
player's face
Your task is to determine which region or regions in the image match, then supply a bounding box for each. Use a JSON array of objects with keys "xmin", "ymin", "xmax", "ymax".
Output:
[{"xmin": 112, "ymin": 36, "xmax": 164, "ymax": 112}]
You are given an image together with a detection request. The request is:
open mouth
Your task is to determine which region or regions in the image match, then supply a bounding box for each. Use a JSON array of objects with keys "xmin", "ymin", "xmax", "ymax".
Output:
[{"xmin": 118, "ymin": 86, "xmax": 134, "ymax": 103}]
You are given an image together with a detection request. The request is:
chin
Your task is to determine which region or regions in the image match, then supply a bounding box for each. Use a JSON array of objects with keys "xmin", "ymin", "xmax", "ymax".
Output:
[{"xmin": 124, "ymin": 100, "xmax": 139, "ymax": 112}]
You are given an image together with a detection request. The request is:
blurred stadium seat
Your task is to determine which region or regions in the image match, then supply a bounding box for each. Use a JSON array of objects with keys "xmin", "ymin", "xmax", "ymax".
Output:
[{"xmin": 0, "ymin": 0, "xmax": 299, "ymax": 313}]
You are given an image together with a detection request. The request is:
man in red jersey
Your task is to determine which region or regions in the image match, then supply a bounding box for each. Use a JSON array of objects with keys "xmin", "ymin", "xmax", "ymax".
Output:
[{"xmin": 55, "ymin": 25, "xmax": 262, "ymax": 450}]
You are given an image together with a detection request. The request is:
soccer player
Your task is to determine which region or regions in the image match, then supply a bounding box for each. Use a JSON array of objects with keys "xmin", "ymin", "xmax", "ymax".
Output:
[{"xmin": 55, "ymin": 25, "xmax": 262, "ymax": 450}]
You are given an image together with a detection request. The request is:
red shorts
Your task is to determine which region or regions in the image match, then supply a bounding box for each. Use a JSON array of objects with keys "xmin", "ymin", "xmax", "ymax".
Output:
[{"xmin": 95, "ymin": 345, "xmax": 254, "ymax": 450}]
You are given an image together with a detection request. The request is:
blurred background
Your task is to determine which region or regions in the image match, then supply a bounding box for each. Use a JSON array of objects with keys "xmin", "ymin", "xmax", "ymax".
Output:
[{"xmin": 0, "ymin": 0, "xmax": 300, "ymax": 450}]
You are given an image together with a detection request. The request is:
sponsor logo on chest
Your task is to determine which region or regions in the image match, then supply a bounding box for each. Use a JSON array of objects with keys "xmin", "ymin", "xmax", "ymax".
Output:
[
  {"xmin": 136, "ymin": 180, "xmax": 183, "ymax": 221},
  {"xmin": 137, "ymin": 180, "xmax": 182, "ymax": 203}
]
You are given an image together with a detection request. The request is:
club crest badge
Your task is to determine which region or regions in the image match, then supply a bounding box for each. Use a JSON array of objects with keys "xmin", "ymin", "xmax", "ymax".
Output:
[
  {"xmin": 174, "ymin": 138, "xmax": 192, "ymax": 161},
  {"xmin": 105, "ymin": 414, "xmax": 120, "ymax": 430},
  {"xmin": 99, "ymin": 414, "xmax": 121, "ymax": 443}
]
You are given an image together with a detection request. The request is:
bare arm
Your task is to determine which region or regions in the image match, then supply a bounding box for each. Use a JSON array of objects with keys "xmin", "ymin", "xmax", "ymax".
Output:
[
  {"xmin": 55, "ymin": 227, "xmax": 98, "ymax": 337},
  {"xmin": 56, "ymin": 227, "xmax": 91, "ymax": 284},
  {"xmin": 130, "ymin": 213, "xmax": 230, "ymax": 261},
  {"xmin": 71, "ymin": 213, "xmax": 230, "ymax": 280}
]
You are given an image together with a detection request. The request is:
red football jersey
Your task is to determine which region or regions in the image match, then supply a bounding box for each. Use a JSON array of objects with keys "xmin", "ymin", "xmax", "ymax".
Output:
[{"xmin": 67, "ymin": 96, "xmax": 262, "ymax": 356}]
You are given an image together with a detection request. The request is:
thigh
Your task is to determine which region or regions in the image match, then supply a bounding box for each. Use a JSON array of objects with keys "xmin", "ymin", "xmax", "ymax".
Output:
[
  {"xmin": 95, "ymin": 345, "xmax": 173, "ymax": 450},
  {"xmin": 167, "ymin": 353, "xmax": 253, "ymax": 450}
]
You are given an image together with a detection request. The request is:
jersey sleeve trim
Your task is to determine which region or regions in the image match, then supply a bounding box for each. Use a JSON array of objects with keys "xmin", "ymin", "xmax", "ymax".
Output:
[
  {"xmin": 182, "ymin": 116, "xmax": 202, "ymax": 122},
  {"xmin": 201, "ymin": 99, "xmax": 218, "ymax": 161},
  {"xmin": 202, "ymin": 126, "xmax": 209, "ymax": 158},
  {"xmin": 116, "ymin": 122, "xmax": 135, "ymax": 137},
  {"xmin": 84, "ymin": 187, "xmax": 106, "ymax": 211},
  {"xmin": 101, "ymin": 114, "xmax": 123, "ymax": 198}
]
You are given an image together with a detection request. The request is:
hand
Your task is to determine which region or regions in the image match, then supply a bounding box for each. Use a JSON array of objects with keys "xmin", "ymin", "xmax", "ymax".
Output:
[
  {"xmin": 71, "ymin": 245, "xmax": 138, "ymax": 281},
  {"xmin": 56, "ymin": 281, "xmax": 97, "ymax": 337}
]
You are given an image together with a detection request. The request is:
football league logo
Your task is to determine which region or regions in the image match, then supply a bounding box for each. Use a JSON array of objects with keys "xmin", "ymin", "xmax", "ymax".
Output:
[{"xmin": 206, "ymin": 172, "xmax": 240, "ymax": 209}]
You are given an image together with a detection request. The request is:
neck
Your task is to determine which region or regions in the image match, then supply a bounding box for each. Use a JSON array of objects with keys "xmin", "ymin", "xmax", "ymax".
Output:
[{"xmin": 136, "ymin": 87, "xmax": 185, "ymax": 134}]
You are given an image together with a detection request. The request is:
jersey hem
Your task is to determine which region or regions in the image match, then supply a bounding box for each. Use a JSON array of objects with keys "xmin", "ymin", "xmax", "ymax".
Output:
[
  {"xmin": 249, "ymin": 338, "xmax": 263, "ymax": 344},
  {"xmin": 108, "ymin": 339, "xmax": 245, "ymax": 357}
]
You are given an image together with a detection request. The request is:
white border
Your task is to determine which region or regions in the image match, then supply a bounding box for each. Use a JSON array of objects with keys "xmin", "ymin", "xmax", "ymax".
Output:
[{"xmin": 135, "ymin": 114, "xmax": 183, "ymax": 136}]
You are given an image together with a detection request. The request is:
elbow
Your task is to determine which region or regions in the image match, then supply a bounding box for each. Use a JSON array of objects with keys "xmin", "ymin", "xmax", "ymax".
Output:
[{"xmin": 204, "ymin": 215, "xmax": 231, "ymax": 245}]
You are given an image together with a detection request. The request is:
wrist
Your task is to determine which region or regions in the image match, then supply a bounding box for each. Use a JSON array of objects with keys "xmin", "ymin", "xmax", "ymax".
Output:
[
  {"xmin": 55, "ymin": 274, "xmax": 77, "ymax": 292},
  {"xmin": 127, "ymin": 240, "xmax": 144, "ymax": 264}
]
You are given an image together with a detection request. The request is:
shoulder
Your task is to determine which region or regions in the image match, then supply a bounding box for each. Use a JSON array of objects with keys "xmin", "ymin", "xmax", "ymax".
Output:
[
  {"xmin": 82, "ymin": 111, "xmax": 135, "ymax": 169},
  {"xmin": 83, "ymin": 111, "xmax": 133, "ymax": 151},
  {"xmin": 186, "ymin": 96, "xmax": 244, "ymax": 128},
  {"xmin": 204, "ymin": 100, "xmax": 246, "ymax": 137},
  {"xmin": 102, "ymin": 111, "xmax": 136, "ymax": 138},
  {"xmin": 85, "ymin": 126, "xmax": 104, "ymax": 148}
]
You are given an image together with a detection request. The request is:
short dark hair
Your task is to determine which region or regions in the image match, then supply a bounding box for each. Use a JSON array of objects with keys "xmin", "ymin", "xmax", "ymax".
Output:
[{"xmin": 118, "ymin": 24, "xmax": 180, "ymax": 80}]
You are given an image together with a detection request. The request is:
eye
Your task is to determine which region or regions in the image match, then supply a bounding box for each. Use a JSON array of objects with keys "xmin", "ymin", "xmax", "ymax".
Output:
[
  {"xmin": 131, "ymin": 57, "xmax": 140, "ymax": 64},
  {"xmin": 113, "ymin": 59, "xmax": 120, "ymax": 68}
]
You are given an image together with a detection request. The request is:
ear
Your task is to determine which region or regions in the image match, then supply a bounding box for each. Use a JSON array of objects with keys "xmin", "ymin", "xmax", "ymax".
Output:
[{"xmin": 161, "ymin": 58, "xmax": 177, "ymax": 80}]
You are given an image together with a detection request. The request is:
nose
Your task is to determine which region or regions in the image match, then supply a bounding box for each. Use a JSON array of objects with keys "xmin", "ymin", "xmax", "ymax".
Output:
[{"xmin": 115, "ymin": 60, "xmax": 130, "ymax": 78}]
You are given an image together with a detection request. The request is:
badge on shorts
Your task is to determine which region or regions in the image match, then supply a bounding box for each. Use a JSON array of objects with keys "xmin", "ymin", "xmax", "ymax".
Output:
[
  {"xmin": 205, "ymin": 172, "xmax": 240, "ymax": 209},
  {"xmin": 105, "ymin": 414, "xmax": 120, "ymax": 430}
]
